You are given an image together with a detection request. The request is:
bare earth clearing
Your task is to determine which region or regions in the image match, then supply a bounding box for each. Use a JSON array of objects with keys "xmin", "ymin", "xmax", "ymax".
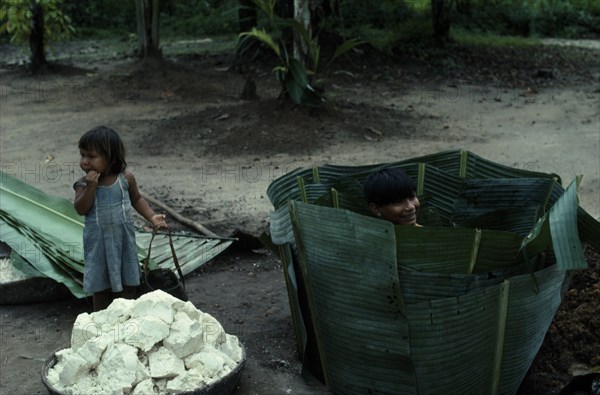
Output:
[{"xmin": 0, "ymin": 38, "xmax": 599, "ymax": 394}]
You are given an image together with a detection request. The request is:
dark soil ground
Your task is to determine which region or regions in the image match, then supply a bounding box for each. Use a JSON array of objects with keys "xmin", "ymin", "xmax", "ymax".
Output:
[{"xmin": 517, "ymin": 246, "xmax": 600, "ymax": 394}]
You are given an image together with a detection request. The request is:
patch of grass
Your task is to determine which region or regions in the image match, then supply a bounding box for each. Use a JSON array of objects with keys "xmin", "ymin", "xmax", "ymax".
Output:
[
  {"xmin": 161, "ymin": 35, "xmax": 238, "ymax": 56},
  {"xmin": 46, "ymin": 38, "xmax": 138, "ymax": 62},
  {"xmin": 452, "ymin": 28, "xmax": 542, "ymax": 47},
  {"xmin": 160, "ymin": 0, "xmax": 238, "ymax": 38},
  {"xmin": 405, "ymin": 0, "xmax": 430, "ymax": 13},
  {"xmin": 395, "ymin": 16, "xmax": 435, "ymax": 42},
  {"xmin": 356, "ymin": 15, "xmax": 434, "ymax": 54},
  {"xmin": 73, "ymin": 27, "xmax": 134, "ymax": 40},
  {"xmin": 43, "ymin": 35, "xmax": 238, "ymax": 63},
  {"xmin": 358, "ymin": 27, "xmax": 399, "ymax": 54}
]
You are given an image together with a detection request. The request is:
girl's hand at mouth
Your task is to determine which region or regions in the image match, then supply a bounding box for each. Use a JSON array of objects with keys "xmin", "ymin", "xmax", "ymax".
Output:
[{"xmin": 85, "ymin": 170, "xmax": 100, "ymax": 186}]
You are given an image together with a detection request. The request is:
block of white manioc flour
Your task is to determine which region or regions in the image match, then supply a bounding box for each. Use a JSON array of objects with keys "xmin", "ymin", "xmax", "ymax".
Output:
[
  {"xmin": 221, "ymin": 334, "xmax": 244, "ymax": 363},
  {"xmin": 132, "ymin": 291, "xmax": 176, "ymax": 324},
  {"xmin": 185, "ymin": 346, "xmax": 225, "ymax": 371},
  {"xmin": 166, "ymin": 367, "xmax": 205, "ymax": 393},
  {"xmin": 75, "ymin": 334, "xmax": 111, "ymax": 367},
  {"xmin": 123, "ymin": 314, "xmax": 170, "ymax": 352},
  {"xmin": 148, "ymin": 346, "xmax": 186, "ymax": 379},
  {"xmin": 55, "ymin": 351, "xmax": 91, "ymax": 387},
  {"xmin": 96, "ymin": 343, "xmax": 139, "ymax": 392},
  {"xmin": 163, "ymin": 311, "xmax": 204, "ymax": 358},
  {"xmin": 180, "ymin": 300, "xmax": 202, "ymax": 321},
  {"xmin": 46, "ymin": 290, "xmax": 245, "ymax": 395},
  {"xmin": 186, "ymin": 348, "xmax": 226, "ymax": 379},
  {"xmin": 130, "ymin": 378, "xmax": 154, "ymax": 395},
  {"xmin": 200, "ymin": 312, "xmax": 226, "ymax": 345},
  {"xmin": 70, "ymin": 313, "xmax": 97, "ymax": 351},
  {"xmin": 92, "ymin": 298, "xmax": 134, "ymax": 326}
]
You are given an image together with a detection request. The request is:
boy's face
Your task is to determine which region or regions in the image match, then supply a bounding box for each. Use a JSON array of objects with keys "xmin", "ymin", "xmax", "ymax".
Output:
[{"xmin": 370, "ymin": 195, "xmax": 420, "ymax": 225}]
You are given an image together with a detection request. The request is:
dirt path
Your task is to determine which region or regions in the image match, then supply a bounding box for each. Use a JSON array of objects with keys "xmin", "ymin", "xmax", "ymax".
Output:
[
  {"xmin": 1, "ymin": 68, "xmax": 598, "ymax": 236},
  {"xmin": 0, "ymin": 41, "xmax": 599, "ymax": 394}
]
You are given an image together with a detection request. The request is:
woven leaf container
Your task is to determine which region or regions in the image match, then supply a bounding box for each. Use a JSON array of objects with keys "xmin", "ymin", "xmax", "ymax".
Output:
[{"xmin": 266, "ymin": 149, "xmax": 600, "ymax": 395}]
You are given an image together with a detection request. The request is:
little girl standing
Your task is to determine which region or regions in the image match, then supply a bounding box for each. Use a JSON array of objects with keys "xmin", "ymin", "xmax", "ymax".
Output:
[{"xmin": 73, "ymin": 126, "xmax": 167, "ymax": 311}]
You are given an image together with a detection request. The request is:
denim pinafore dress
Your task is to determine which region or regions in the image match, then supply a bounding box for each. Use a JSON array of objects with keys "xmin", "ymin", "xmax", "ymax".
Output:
[{"xmin": 82, "ymin": 173, "xmax": 140, "ymax": 293}]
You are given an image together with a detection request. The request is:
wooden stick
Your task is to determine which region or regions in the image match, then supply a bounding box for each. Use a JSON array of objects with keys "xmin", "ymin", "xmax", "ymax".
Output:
[{"xmin": 140, "ymin": 191, "xmax": 221, "ymax": 238}]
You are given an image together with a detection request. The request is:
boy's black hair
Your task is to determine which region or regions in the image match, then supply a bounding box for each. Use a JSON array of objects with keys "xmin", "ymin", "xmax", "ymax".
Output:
[
  {"xmin": 78, "ymin": 126, "xmax": 127, "ymax": 174},
  {"xmin": 363, "ymin": 168, "xmax": 416, "ymax": 205}
]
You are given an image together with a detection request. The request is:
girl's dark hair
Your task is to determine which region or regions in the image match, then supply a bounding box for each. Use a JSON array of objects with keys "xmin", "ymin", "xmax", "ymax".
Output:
[
  {"xmin": 78, "ymin": 126, "xmax": 127, "ymax": 174},
  {"xmin": 363, "ymin": 168, "xmax": 416, "ymax": 206}
]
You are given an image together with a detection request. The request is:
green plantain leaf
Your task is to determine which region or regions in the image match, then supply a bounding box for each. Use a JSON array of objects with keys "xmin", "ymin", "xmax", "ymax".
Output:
[
  {"xmin": 324, "ymin": 38, "xmax": 366, "ymax": 70},
  {"xmin": 0, "ymin": 216, "xmax": 86, "ymax": 297},
  {"xmin": 0, "ymin": 171, "xmax": 232, "ymax": 298},
  {"xmin": 135, "ymin": 232, "xmax": 233, "ymax": 276},
  {"xmin": 548, "ymin": 178, "xmax": 587, "ymax": 269},
  {"xmin": 239, "ymin": 27, "xmax": 282, "ymax": 61}
]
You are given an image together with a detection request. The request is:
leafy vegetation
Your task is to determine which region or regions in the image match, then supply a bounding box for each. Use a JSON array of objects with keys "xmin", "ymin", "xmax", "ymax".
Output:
[
  {"xmin": 451, "ymin": 28, "xmax": 542, "ymax": 47},
  {"xmin": 454, "ymin": 0, "xmax": 600, "ymax": 38},
  {"xmin": 0, "ymin": 0, "xmax": 597, "ymax": 76},
  {"xmin": 62, "ymin": 0, "xmax": 136, "ymax": 37},
  {"xmin": 0, "ymin": 0, "xmax": 74, "ymax": 44},
  {"xmin": 161, "ymin": 0, "xmax": 239, "ymax": 37},
  {"xmin": 238, "ymin": 0, "xmax": 364, "ymax": 106},
  {"xmin": 3, "ymin": 0, "xmax": 598, "ymax": 48},
  {"xmin": 0, "ymin": 0, "xmax": 75, "ymax": 71}
]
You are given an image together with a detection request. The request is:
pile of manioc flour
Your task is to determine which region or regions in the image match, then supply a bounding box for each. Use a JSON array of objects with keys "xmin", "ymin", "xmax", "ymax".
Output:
[
  {"xmin": 47, "ymin": 290, "xmax": 244, "ymax": 394},
  {"xmin": 0, "ymin": 257, "xmax": 33, "ymax": 283}
]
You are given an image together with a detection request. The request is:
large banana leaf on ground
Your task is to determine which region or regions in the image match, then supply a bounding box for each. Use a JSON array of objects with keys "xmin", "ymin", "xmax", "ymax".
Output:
[
  {"xmin": 266, "ymin": 149, "xmax": 600, "ymax": 394},
  {"xmin": 0, "ymin": 172, "xmax": 86, "ymax": 297},
  {"xmin": 0, "ymin": 171, "xmax": 233, "ymax": 299}
]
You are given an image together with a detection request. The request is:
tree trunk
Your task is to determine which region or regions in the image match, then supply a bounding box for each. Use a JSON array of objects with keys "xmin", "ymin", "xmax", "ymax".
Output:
[
  {"xmin": 151, "ymin": 0, "xmax": 159, "ymax": 54},
  {"xmin": 431, "ymin": 0, "xmax": 453, "ymax": 43},
  {"xmin": 310, "ymin": 0, "xmax": 335, "ymax": 30},
  {"xmin": 456, "ymin": 0, "xmax": 471, "ymax": 15},
  {"xmin": 29, "ymin": 1, "xmax": 47, "ymax": 73},
  {"xmin": 277, "ymin": 0, "xmax": 295, "ymax": 46},
  {"xmin": 238, "ymin": 0, "xmax": 257, "ymax": 33},
  {"xmin": 276, "ymin": 0, "xmax": 294, "ymax": 19},
  {"xmin": 293, "ymin": 0, "xmax": 311, "ymax": 64},
  {"xmin": 135, "ymin": 0, "xmax": 161, "ymax": 58},
  {"xmin": 234, "ymin": 0, "xmax": 259, "ymax": 68},
  {"xmin": 311, "ymin": 0, "xmax": 341, "ymax": 52}
]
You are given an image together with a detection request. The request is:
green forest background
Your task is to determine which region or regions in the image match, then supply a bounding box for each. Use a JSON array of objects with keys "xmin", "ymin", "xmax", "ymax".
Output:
[{"xmin": 3, "ymin": 0, "xmax": 599, "ymax": 49}]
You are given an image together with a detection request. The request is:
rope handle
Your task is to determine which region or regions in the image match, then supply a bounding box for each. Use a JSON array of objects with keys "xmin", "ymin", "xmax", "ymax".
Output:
[{"xmin": 142, "ymin": 228, "xmax": 186, "ymax": 290}]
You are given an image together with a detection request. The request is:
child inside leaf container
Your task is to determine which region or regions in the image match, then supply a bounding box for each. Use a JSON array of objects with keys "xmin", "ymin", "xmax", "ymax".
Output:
[
  {"xmin": 363, "ymin": 167, "xmax": 422, "ymax": 227},
  {"xmin": 73, "ymin": 126, "xmax": 167, "ymax": 311}
]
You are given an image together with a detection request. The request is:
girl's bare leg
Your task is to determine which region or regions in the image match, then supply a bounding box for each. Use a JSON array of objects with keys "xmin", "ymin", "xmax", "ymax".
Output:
[
  {"xmin": 93, "ymin": 289, "xmax": 112, "ymax": 312},
  {"xmin": 116, "ymin": 286, "xmax": 138, "ymax": 300}
]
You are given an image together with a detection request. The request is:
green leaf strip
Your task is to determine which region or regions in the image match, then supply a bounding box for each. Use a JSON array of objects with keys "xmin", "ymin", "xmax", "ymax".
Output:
[
  {"xmin": 296, "ymin": 176, "xmax": 308, "ymax": 203},
  {"xmin": 492, "ymin": 281, "xmax": 510, "ymax": 395},
  {"xmin": 467, "ymin": 229, "xmax": 482, "ymax": 274},
  {"xmin": 417, "ymin": 162, "xmax": 425, "ymax": 197},
  {"xmin": 330, "ymin": 188, "xmax": 339, "ymax": 209},
  {"xmin": 312, "ymin": 166, "xmax": 320, "ymax": 183},
  {"xmin": 459, "ymin": 149, "xmax": 468, "ymax": 178},
  {"xmin": 548, "ymin": 179, "xmax": 587, "ymax": 269}
]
